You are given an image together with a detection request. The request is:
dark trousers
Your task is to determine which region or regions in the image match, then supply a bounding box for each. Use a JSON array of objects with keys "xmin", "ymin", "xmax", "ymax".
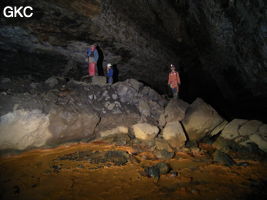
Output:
[
  {"xmin": 107, "ymin": 77, "xmax": 113, "ymax": 84},
  {"xmin": 171, "ymin": 87, "xmax": 178, "ymax": 98}
]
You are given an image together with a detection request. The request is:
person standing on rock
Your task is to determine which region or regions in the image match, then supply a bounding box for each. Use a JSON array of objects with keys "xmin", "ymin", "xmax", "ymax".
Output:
[
  {"xmin": 87, "ymin": 44, "xmax": 99, "ymax": 76},
  {"xmin": 106, "ymin": 63, "xmax": 113, "ymax": 84},
  {"xmin": 168, "ymin": 64, "xmax": 181, "ymax": 98}
]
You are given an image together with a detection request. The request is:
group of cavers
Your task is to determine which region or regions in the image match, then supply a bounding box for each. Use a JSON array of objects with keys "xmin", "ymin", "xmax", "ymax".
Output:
[{"xmin": 87, "ymin": 44, "xmax": 181, "ymax": 98}]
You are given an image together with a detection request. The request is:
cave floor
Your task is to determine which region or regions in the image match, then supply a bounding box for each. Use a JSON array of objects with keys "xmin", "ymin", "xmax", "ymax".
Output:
[{"xmin": 0, "ymin": 142, "xmax": 267, "ymax": 200}]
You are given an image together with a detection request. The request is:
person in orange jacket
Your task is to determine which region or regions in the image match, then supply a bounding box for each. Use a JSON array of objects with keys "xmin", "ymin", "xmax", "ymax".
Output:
[{"xmin": 168, "ymin": 64, "xmax": 181, "ymax": 98}]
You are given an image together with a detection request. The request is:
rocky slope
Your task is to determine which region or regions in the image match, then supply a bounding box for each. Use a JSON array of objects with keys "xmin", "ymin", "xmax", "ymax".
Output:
[
  {"xmin": 0, "ymin": 0, "xmax": 266, "ymax": 120},
  {"xmin": 0, "ymin": 77, "xmax": 266, "ymax": 158},
  {"xmin": 0, "ymin": 77, "xmax": 166, "ymax": 150}
]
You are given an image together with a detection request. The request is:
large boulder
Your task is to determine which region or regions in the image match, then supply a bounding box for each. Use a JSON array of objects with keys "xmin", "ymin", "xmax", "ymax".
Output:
[
  {"xmin": 249, "ymin": 134, "xmax": 267, "ymax": 152},
  {"xmin": 210, "ymin": 120, "xmax": 228, "ymax": 136},
  {"xmin": 164, "ymin": 99, "xmax": 189, "ymax": 122},
  {"xmin": 138, "ymin": 99, "xmax": 151, "ymax": 118},
  {"xmin": 220, "ymin": 119, "xmax": 248, "ymax": 139},
  {"xmin": 162, "ymin": 121, "xmax": 187, "ymax": 149},
  {"xmin": 239, "ymin": 120, "xmax": 263, "ymax": 136},
  {"xmin": 217, "ymin": 119, "xmax": 267, "ymax": 153},
  {"xmin": 95, "ymin": 113, "xmax": 140, "ymax": 133},
  {"xmin": 127, "ymin": 79, "xmax": 144, "ymax": 92},
  {"xmin": 154, "ymin": 138, "xmax": 173, "ymax": 152},
  {"xmin": 132, "ymin": 123, "xmax": 159, "ymax": 140},
  {"xmin": 113, "ymin": 81, "xmax": 138, "ymax": 103},
  {"xmin": 140, "ymin": 86, "xmax": 167, "ymax": 106},
  {"xmin": 237, "ymin": 121, "xmax": 267, "ymax": 152},
  {"xmin": 47, "ymin": 108, "xmax": 100, "ymax": 144},
  {"xmin": 258, "ymin": 124, "xmax": 267, "ymax": 140},
  {"xmin": 0, "ymin": 109, "xmax": 52, "ymax": 150},
  {"xmin": 99, "ymin": 126, "xmax": 128, "ymax": 138},
  {"xmin": 182, "ymin": 98, "xmax": 224, "ymax": 141}
]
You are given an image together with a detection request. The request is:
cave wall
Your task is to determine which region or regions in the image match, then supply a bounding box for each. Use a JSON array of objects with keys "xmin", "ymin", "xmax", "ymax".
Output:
[
  {"xmin": 178, "ymin": 0, "xmax": 267, "ymax": 119},
  {"xmin": 0, "ymin": 0, "xmax": 266, "ymax": 119},
  {"xmin": 182, "ymin": 0, "xmax": 267, "ymax": 98}
]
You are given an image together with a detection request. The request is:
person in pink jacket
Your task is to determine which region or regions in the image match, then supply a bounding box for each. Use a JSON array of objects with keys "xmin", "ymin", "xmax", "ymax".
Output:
[
  {"xmin": 168, "ymin": 64, "xmax": 181, "ymax": 98},
  {"xmin": 87, "ymin": 44, "xmax": 99, "ymax": 76}
]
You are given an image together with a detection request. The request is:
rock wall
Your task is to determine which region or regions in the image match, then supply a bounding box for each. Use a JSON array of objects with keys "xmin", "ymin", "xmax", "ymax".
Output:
[{"xmin": 178, "ymin": 0, "xmax": 267, "ymax": 119}]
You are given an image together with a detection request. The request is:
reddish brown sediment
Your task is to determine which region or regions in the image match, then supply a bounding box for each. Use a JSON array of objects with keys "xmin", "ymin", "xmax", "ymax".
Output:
[{"xmin": 0, "ymin": 142, "xmax": 266, "ymax": 200}]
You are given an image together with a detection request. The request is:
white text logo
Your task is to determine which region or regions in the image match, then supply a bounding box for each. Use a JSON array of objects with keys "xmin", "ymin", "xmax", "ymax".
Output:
[{"xmin": 3, "ymin": 6, "xmax": 33, "ymax": 18}]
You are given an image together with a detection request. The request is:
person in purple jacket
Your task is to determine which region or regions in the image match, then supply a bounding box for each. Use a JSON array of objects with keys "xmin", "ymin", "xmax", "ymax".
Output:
[{"xmin": 106, "ymin": 63, "xmax": 113, "ymax": 84}]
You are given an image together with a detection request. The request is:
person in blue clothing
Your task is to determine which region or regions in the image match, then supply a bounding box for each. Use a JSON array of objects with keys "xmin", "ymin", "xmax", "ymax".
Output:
[
  {"xmin": 106, "ymin": 63, "xmax": 113, "ymax": 84},
  {"xmin": 87, "ymin": 44, "xmax": 99, "ymax": 76}
]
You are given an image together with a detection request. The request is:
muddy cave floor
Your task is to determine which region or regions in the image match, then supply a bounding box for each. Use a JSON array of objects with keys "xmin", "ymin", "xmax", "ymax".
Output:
[{"xmin": 0, "ymin": 141, "xmax": 267, "ymax": 200}]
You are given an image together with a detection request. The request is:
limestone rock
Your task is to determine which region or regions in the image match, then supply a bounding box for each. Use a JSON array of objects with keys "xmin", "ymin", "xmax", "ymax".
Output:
[
  {"xmin": 138, "ymin": 99, "xmax": 151, "ymax": 118},
  {"xmin": 144, "ymin": 166, "xmax": 160, "ymax": 178},
  {"xmin": 132, "ymin": 123, "xmax": 159, "ymax": 140},
  {"xmin": 210, "ymin": 120, "xmax": 228, "ymax": 136},
  {"xmin": 115, "ymin": 82, "xmax": 137, "ymax": 103},
  {"xmin": 140, "ymin": 86, "xmax": 163, "ymax": 103},
  {"xmin": 162, "ymin": 121, "xmax": 187, "ymax": 149},
  {"xmin": 90, "ymin": 76, "xmax": 106, "ymax": 86},
  {"xmin": 182, "ymin": 98, "xmax": 224, "ymax": 141},
  {"xmin": 213, "ymin": 150, "xmax": 236, "ymax": 166},
  {"xmin": 30, "ymin": 82, "xmax": 39, "ymax": 89},
  {"xmin": 234, "ymin": 136, "xmax": 249, "ymax": 144},
  {"xmin": 0, "ymin": 109, "xmax": 52, "ymax": 150},
  {"xmin": 45, "ymin": 76, "xmax": 58, "ymax": 88},
  {"xmin": 159, "ymin": 113, "xmax": 167, "ymax": 128},
  {"xmin": 112, "ymin": 94, "xmax": 118, "ymax": 100},
  {"xmin": 249, "ymin": 134, "xmax": 267, "ymax": 152},
  {"xmin": 99, "ymin": 134, "xmax": 130, "ymax": 146},
  {"xmin": 155, "ymin": 138, "xmax": 173, "ymax": 152},
  {"xmin": 99, "ymin": 126, "xmax": 128, "ymax": 138},
  {"xmin": 153, "ymin": 150, "xmax": 175, "ymax": 160},
  {"xmin": 147, "ymin": 100, "xmax": 164, "ymax": 121},
  {"xmin": 48, "ymin": 109, "xmax": 100, "ymax": 144},
  {"xmin": 127, "ymin": 79, "xmax": 144, "ymax": 92},
  {"xmin": 1, "ymin": 77, "xmax": 11, "ymax": 84},
  {"xmin": 212, "ymin": 137, "xmax": 243, "ymax": 154},
  {"xmin": 102, "ymin": 90, "xmax": 110, "ymax": 100},
  {"xmin": 104, "ymin": 102, "xmax": 116, "ymax": 111},
  {"xmin": 239, "ymin": 120, "xmax": 263, "ymax": 136},
  {"xmin": 220, "ymin": 119, "xmax": 248, "ymax": 139},
  {"xmin": 164, "ymin": 99, "xmax": 189, "ymax": 122},
  {"xmin": 155, "ymin": 162, "xmax": 171, "ymax": 175},
  {"xmin": 95, "ymin": 113, "xmax": 140, "ymax": 133},
  {"xmin": 258, "ymin": 124, "xmax": 267, "ymax": 140}
]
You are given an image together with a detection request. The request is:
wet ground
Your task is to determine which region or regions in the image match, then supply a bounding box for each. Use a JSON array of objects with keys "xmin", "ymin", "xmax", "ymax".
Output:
[{"xmin": 0, "ymin": 142, "xmax": 267, "ymax": 200}]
